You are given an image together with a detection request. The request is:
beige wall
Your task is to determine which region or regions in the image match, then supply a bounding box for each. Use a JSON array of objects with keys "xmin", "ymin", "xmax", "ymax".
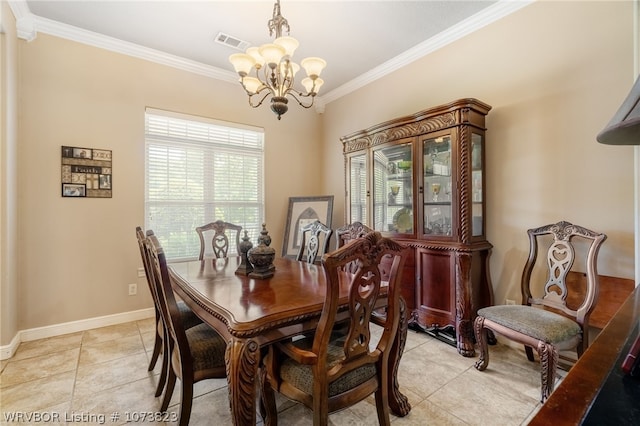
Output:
[
  {"xmin": 4, "ymin": 0, "xmax": 637, "ymax": 340},
  {"xmin": 1, "ymin": 2, "xmax": 20, "ymax": 348},
  {"xmin": 17, "ymin": 33, "xmax": 323, "ymax": 330},
  {"xmin": 321, "ymin": 0, "xmax": 636, "ymax": 306}
]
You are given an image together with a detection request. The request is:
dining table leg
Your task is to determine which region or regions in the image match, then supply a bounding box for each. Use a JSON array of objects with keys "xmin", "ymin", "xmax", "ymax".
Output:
[
  {"xmin": 388, "ymin": 296, "xmax": 411, "ymax": 416},
  {"xmin": 225, "ymin": 337, "xmax": 261, "ymax": 425}
]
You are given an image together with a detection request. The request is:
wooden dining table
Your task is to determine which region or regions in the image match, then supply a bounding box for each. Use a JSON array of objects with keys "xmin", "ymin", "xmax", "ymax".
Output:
[{"xmin": 169, "ymin": 255, "xmax": 412, "ymax": 425}]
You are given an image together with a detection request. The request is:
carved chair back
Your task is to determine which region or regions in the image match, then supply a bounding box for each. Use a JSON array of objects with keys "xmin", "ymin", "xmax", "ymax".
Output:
[
  {"xmin": 196, "ymin": 220, "xmax": 242, "ymax": 260},
  {"xmin": 296, "ymin": 220, "xmax": 333, "ymax": 264},
  {"xmin": 335, "ymin": 221, "xmax": 373, "ymax": 250}
]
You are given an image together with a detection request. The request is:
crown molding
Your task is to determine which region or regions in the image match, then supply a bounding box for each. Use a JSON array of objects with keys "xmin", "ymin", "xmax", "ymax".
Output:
[
  {"xmin": 34, "ymin": 15, "xmax": 239, "ymax": 84},
  {"xmin": 8, "ymin": 0, "xmax": 36, "ymax": 40},
  {"xmin": 10, "ymin": 0, "xmax": 533, "ymax": 107}
]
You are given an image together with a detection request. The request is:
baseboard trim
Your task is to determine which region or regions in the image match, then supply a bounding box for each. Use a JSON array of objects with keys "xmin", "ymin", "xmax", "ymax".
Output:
[
  {"xmin": 0, "ymin": 333, "xmax": 21, "ymax": 361},
  {"xmin": 0, "ymin": 308, "xmax": 155, "ymax": 360}
]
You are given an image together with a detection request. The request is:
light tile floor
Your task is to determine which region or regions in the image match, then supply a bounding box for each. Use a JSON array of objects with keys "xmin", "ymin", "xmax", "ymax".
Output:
[{"xmin": 0, "ymin": 318, "xmax": 556, "ymax": 425}]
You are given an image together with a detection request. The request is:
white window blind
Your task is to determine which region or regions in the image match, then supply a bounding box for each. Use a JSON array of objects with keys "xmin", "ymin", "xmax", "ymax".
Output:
[{"xmin": 145, "ymin": 109, "xmax": 264, "ymax": 261}]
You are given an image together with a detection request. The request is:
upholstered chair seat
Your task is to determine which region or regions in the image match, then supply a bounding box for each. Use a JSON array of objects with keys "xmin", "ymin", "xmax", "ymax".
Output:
[
  {"xmin": 477, "ymin": 306, "xmax": 581, "ymax": 345},
  {"xmin": 278, "ymin": 335, "xmax": 377, "ymax": 397},
  {"xmin": 177, "ymin": 301, "xmax": 203, "ymax": 330},
  {"xmin": 182, "ymin": 323, "xmax": 226, "ymax": 376}
]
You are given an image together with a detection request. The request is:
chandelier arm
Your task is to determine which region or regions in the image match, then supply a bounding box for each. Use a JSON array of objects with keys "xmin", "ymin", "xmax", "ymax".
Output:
[
  {"xmin": 287, "ymin": 91, "xmax": 315, "ymax": 109},
  {"xmin": 247, "ymin": 89, "xmax": 274, "ymax": 109}
]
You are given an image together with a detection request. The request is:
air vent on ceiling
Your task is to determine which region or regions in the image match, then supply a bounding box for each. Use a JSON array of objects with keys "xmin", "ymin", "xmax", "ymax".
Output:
[{"xmin": 215, "ymin": 32, "xmax": 250, "ymax": 51}]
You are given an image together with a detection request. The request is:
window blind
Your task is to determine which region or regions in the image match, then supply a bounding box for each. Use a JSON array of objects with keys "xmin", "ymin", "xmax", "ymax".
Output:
[{"xmin": 145, "ymin": 109, "xmax": 264, "ymax": 261}]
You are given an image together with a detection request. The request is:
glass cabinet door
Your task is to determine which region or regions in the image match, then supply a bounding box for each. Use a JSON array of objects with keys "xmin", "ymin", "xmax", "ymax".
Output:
[
  {"xmin": 372, "ymin": 142, "xmax": 413, "ymax": 234},
  {"xmin": 471, "ymin": 132, "xmax": 484, "ymax": 236},
  {"xmin": 347, "ymin": 153, "xmax": 367, "ymax": 225},
  {"xmin": 423, "ymin": 135, "xmax": 452, "ymax": 236}
]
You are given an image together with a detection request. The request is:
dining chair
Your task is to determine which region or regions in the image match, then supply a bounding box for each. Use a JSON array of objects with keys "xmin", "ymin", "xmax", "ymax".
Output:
[
  {"xmin": 334, "ymin": 221, "xmax": 372, "ymax": 250},
  {"xmin": 261, "ymin": 231, "xmax": 408, "ymax": 425},
  {"xmin": 135, "ymin": 227, "xmax": 203, "ymax": 397},
  {"xmin": 144, "ymin": 233, "xmax": 227, "ymax": 425},
  {"xmin": 296, "ymin": 220, "xmax": 333, "ymax": 264},
  {"xmin": 334, "ymin": 222, "xmax": 374, "ymax": 276},
  {"xmin": 473, "ymin": 220, "xmax": 607, "ymax": 402},
  {"xmin": 196, "ymin": 220, "xmax": 242, "ymax": 260}
]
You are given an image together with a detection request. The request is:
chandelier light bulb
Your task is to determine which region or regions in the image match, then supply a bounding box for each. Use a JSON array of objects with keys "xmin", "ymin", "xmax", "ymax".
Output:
[
  {"xmin": 274, "ymin": 36, "xmax": 299, "ymax": 57},
  {"xmin": 258, "ymin": 43, "xmax": 286, "ymax": 68},
  {"xmin": 300, "ymin": 57, "xmax": 326, "ymax": 78},
  {"xmin": 229, "ymin": 53, "xmax": 256, "ymax": 76},
  {"xmin": 242, "ymin": 77, "xmax": 264, "ymax": 95},
  {"xmin": 245, "ymin": 47, "xmax": 265, "ymax": 69},
  {"xmin": 302, "ymin": 77, "xmax": 324, "ymax": 95}
]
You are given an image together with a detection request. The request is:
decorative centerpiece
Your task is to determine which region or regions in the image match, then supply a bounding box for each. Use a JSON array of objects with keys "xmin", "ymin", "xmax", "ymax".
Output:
[
  {"xmin": 235, "ymin": 230, "xmax": 254, "ymax": 275},
  {"xmin": 248, "ymin": 223, "xmax": 276, "ymax": 279}
]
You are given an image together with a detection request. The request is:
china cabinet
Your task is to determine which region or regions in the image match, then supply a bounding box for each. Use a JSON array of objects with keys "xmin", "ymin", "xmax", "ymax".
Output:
[{"xmin": 341, "ymin": 98, "xmax": 493, "ymax": 356}]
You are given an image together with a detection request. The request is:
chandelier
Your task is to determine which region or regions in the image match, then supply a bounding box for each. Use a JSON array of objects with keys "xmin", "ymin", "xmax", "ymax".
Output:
[{"xmin": 229, "ymin": 0, "xmax": 326, "ymax": 120}]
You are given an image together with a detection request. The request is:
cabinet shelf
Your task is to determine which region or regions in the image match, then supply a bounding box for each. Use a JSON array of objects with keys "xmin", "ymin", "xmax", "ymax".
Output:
[{"xmin": 387, "ymin": 174, "xmax": 412, "ymax": 181}]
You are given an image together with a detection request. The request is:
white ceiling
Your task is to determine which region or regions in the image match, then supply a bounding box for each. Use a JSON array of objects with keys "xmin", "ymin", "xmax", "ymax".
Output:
[{"xmin": 14, "ymin": 1, "xmax": 531, "ymax": 105}]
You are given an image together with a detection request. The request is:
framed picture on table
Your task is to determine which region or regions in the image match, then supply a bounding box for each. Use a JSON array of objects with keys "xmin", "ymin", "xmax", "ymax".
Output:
[{"xmin": 282, "ymin": 195, "xmax": 334, "ymax": 259}]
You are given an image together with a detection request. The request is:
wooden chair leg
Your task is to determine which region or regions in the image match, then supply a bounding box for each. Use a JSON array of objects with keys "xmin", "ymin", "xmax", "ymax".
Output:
[
  {"xmin": 148, "ymin": 317, "xmax": 163, "ymax": 371},
  {"xmin": 537, "ymin": 341, "xmax": 559, "ymax": 403},
  {"xmin": 525, "ymin": 345, "xmax": 535, "ymax": 362},
  {"xmin": 154, "ymin": 335, "xmax": 169, "ymax": 397},
  {"xmin": 388, "ymin": 297, "xmax": 411, "ymax": 417},
  {"xmin": 260, "ymin": 367, "xmax": 278, "ymax": 426},
  {"xmin": 149, "ymin": 339, "xmax": 162, "ymax": 371},
  {"xmin": 178, "ymin": 379, "xmax": 194, "ymax": 426},
  {"xmin": 161, "ymin": 368, "xmax": 177, "ymax": 412},
  {"xmin": 374, "ymin": 374, "xmax": 391, "ymax": 426},
  {"xmin": 473, "ymin": 316, "xmax": 489, "ymax": 371},
  {"xmin": 312, "ymin": 390, "xmax": 329, "ymax": 426}
]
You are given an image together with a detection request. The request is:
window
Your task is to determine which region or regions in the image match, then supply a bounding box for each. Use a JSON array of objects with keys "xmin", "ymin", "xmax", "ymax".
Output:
[{"xmin": 145, "ymin": 108, "xmax": 264, "ymax": 261}]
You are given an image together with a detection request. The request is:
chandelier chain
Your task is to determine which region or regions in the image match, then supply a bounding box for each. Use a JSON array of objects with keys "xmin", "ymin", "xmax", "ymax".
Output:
[{"xmin": 268, "ymin": 0, "xmax": 290, "ymax": 38}]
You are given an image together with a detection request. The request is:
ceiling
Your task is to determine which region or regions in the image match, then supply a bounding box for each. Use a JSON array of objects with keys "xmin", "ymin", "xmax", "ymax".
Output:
[{"xmin": 15, "ymin": 1, "xmax": 530, "ymax": 105}]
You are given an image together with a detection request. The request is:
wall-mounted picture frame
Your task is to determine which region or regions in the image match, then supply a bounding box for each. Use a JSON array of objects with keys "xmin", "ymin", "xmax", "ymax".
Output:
[
  {"xmin": 61, "ymin": 145, "xmax": 112, "ymax": 198},
  {"xmin": 282, "ymin": 195, "xmax": 334, "ymax": 259},
  {"xmin": 62, "ymin": 183, "xmax": 86, "ymax": 197}
]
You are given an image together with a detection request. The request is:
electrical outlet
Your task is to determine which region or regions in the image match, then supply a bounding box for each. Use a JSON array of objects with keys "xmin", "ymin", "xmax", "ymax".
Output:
[
  {"xmin": 137, "ymin": 267, "xmax": 145, "ymax": 278},
  {"xmin": 506, "ymin": 299, "xmax": 516, "ymax": 305},
  {"xmin": 128, "ymin": 283, "xmax": 137, "ymax": 296}
]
